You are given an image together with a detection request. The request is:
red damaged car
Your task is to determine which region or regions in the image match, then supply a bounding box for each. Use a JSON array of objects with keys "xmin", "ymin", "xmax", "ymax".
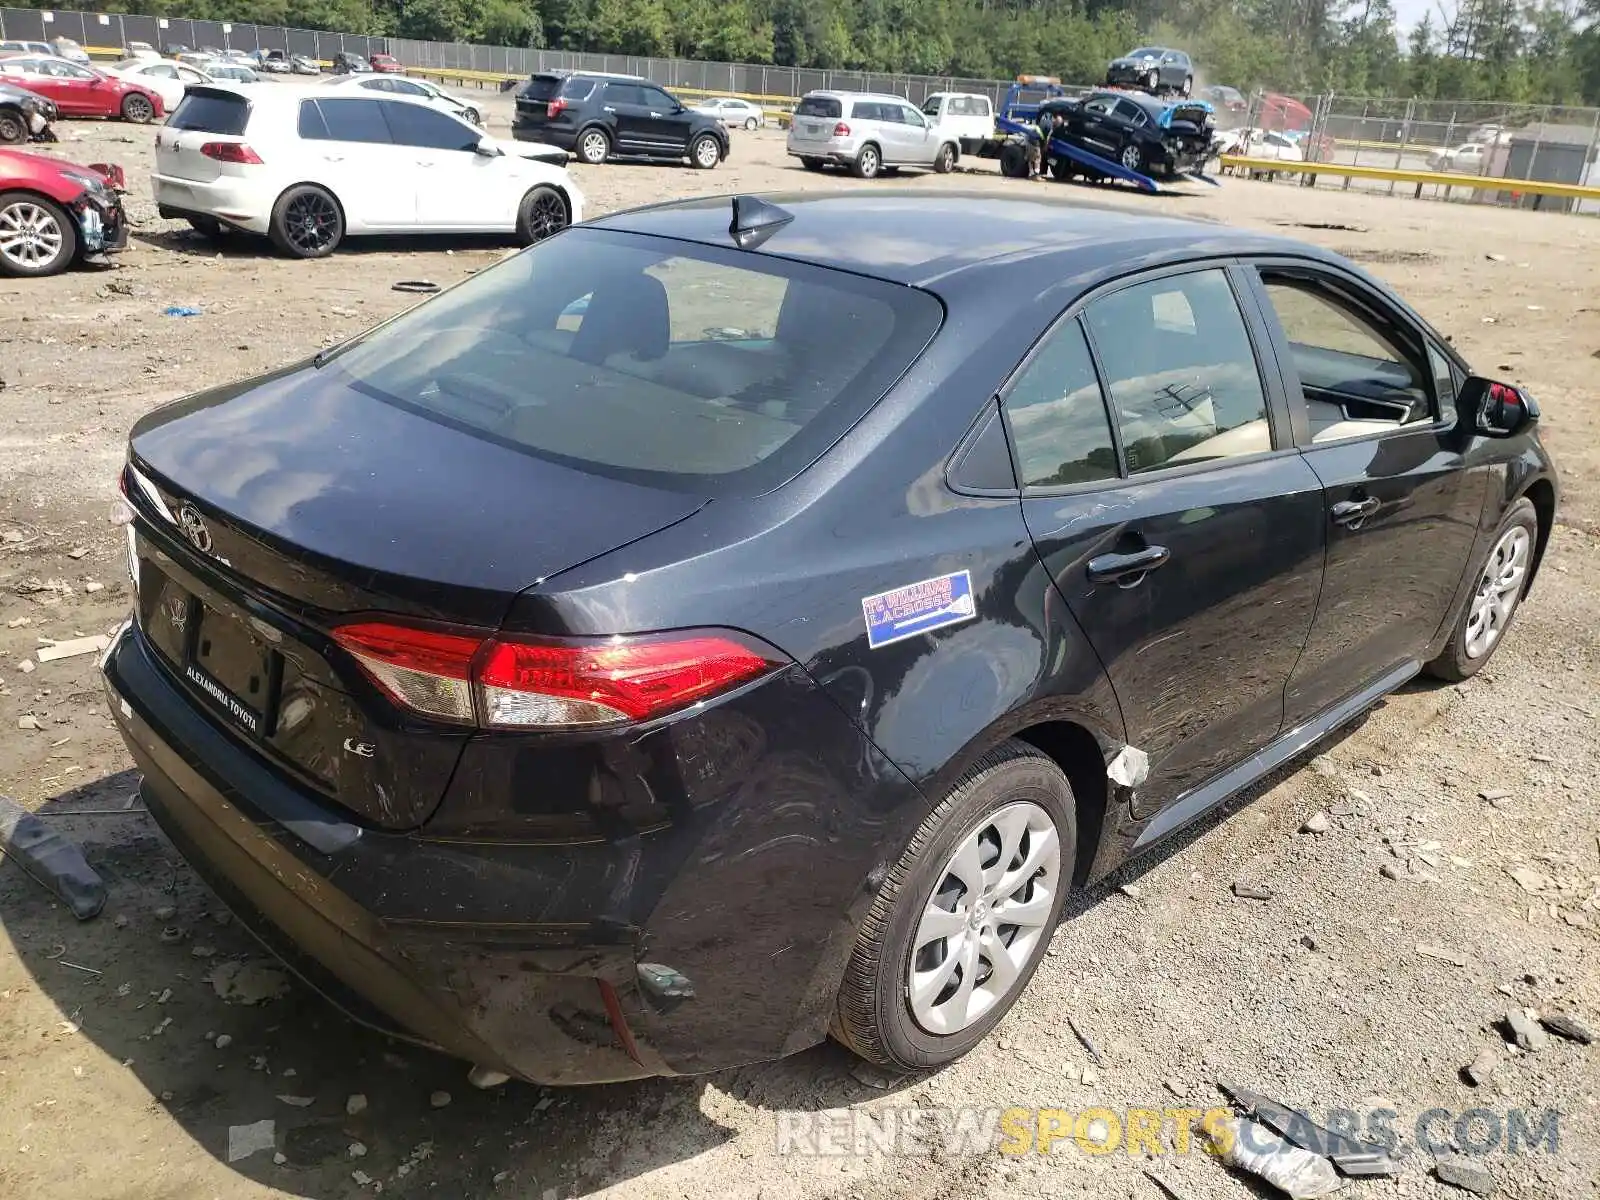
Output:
[
  {"xmin": 0, "ymin": 148, "xmax": 129, "ymax": 276},
  {"xmin": 369, "ymin": 52, "xmax": 403, "ymax": 74},
  {"xmin": 0, "ymin": 54, "xmax": 163, "ymax": 124}
]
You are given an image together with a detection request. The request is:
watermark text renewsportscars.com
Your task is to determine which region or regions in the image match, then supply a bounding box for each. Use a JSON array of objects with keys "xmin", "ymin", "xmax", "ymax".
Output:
[{"xmin": 775, "ymin": 1105, "xmax": 1561, "ymax": 1159}]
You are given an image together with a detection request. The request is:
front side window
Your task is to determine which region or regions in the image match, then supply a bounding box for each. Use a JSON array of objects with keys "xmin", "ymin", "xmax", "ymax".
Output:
[
  {"xmin": 641, "ymin": 86, "xmax": 677, "ymax": 110},
  {"xmin": 1004, "ymin": 318, "xmax": 1118, "ymax": 488},
  {"xmin": 1257, "ymin": 272, "xmax": 1434, "ymax": 438},
  {"xmin": 1084, "ymin": 270, "xmax": 1270, "ymax": 473},
  {"xmin": 380, "ymin": 100, "xmax": 477, "ymax": 151},
  {"xmin": 603, "ymin": 82, "xmax": 644, "ymax": 106},
  {"xmin": 922, "ymin": 96, "xmax": 941, "ymax": 116},
  {"xmin": 325, "ymin": 229, "xmax": 942, "ymax": 496}
]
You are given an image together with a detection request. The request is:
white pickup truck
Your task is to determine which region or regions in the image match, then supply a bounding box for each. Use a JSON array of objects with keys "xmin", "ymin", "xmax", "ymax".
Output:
[{"xmin": 920, "ymin": 92, "xmax": 996, "ymax": 156}]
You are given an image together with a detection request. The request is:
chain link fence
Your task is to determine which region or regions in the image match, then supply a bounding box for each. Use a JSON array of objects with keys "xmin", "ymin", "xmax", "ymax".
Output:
[{"xmin": 4, "ymin": 5, "xmax": 1597, "ymax": 211}]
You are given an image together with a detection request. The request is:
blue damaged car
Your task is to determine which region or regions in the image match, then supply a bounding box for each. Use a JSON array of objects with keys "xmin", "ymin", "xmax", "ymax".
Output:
[{"xmin": 105, "ymin": 190, "xmax": 1556, "ymax": 1086}]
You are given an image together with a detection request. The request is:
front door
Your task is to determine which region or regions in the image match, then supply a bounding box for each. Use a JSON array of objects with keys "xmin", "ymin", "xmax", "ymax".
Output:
[
  {"xmin": 379, "ymin": 99, "xmax": 508, "ymax": 229},
  {"xmin": 1242, "ymin": 262, "xmax": 1489, "ymax": 726},
  {"xmin": 637, "ymin": 84, "xmax": 694, "ymax": 154},
  {"xmin": 1006, "ymin": 265, "xmax": 1325, "ymax": 816}
]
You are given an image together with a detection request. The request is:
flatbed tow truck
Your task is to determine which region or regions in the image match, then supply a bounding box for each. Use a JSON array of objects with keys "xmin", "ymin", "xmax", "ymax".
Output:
[{"xmin": 969, "ymin": 75, "xmax": 1220, "ymax": 194}]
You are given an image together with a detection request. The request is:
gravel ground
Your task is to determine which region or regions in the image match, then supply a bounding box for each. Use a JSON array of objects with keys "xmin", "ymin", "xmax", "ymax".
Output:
[{"xmin": 1, "ymin": 88, "xmax": 1597, "ymax": 1200}]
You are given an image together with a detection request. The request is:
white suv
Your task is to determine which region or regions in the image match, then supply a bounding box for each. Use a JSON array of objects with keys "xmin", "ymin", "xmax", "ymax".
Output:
[
  {"xmin": 152, "ymin": 85, "xmax": 582, "ymax": 258},
  {"xmin": 787, "ymin": 90, "xmax": 958, "ymax": 178}
]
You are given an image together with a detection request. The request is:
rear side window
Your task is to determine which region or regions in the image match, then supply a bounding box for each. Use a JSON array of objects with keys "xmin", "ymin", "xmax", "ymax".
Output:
[
  {"xmin": 796, "ymin": 95, "xmax": 842, "ymax": 119},
  {"xmin": 1004, "ymin": 318, "xmax": 1118, "ymax": 488},
  {"xmin": 560, "ymin": 77, "xmax": 597, "ymax": 100},
  {"xmin": 1084, "ymin": 270, "xmax": 1270, "ymax": 473},
  {"xmin": 303, "ymin": 97, "xmax": 392, "ymax": 144},
  {"xmin": 167, "ymin": 90, "xmax": 251, "ymax": 135},
  {"xmin": 328, "ymin": 229, "xmax": 942, "ymax": 496}
]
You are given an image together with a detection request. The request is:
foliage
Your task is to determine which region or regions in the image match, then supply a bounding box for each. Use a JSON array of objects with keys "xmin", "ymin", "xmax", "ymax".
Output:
[{"xmin": 32, "ymin": 0, "xmax": 1600, "ymax": 104}]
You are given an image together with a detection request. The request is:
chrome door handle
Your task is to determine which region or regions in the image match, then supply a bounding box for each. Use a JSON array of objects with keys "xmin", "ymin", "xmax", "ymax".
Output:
[
  {"xmin": 603, "ymin": 106, "xmax": 615, "ymax": 112},
  {"xmin": 1331, "ymin": 497, "xmax": 1382, "ymax": 527},
  {"xmin": 1087, "ymin": 545, "xmax": 1171, "ymax": 586},
  {"xmin": 322, "ymin": 154, "xmax": 344, "ymax": 162}
]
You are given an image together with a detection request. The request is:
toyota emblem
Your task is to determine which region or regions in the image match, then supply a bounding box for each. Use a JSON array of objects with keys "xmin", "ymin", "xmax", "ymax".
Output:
[{"xmin": 177, "ymin": 503, "xmax": 212, "ymax": 554}]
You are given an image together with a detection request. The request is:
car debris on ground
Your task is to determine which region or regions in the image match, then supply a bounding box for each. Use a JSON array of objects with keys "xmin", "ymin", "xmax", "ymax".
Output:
[
  {"xmin": 0, "ymin": 794, "xmax": 106, "ymax": 919},
  {"xmin": 1210, "ymin": 1116, "xmax": 1343, "ymax": 1198}
]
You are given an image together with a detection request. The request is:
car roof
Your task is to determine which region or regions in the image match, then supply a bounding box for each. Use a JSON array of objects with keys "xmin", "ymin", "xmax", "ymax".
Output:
[
  {"xmin": 803, "ymin": 90, "xmax": 914, "ymax": 104},
  {"xmin": 534, "ymin": 69, "xmax": 646, "ymax": 82},
  {"xmin": 588, "ymin": 191, "xmax": 1319, "ymax": 295}
]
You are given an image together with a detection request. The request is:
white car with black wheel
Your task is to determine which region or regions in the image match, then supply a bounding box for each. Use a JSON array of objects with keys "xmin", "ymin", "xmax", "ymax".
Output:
[
  {"xmin": 323, "ymin": 72, "xmax": 485, "ymax": 127},
  {"xmin": 152, "ymin": 85, "xmax": 581, "ymax": 259}
]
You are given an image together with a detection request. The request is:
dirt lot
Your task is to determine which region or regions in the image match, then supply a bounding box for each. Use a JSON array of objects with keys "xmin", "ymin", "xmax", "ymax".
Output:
[{"xmin": 2, "ymin": 89, "xmax": 1597, "ymax": 1200}]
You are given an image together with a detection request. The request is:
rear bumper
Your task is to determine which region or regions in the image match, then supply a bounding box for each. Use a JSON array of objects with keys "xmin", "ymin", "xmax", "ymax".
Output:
[
  {"xmin": 103, "ymin": 618, "xmax": 922, "ymax": 1084},
  {"xmin": 511, "ymin": 124, "xmax": 577, "ymax": 151},
  {"xmin": 786, "ymin": 138, "xmax": 859, "ymax": 163},
  {"xmin": 152, "ymin": 174, "xmax": 270, "ymax": 233}
]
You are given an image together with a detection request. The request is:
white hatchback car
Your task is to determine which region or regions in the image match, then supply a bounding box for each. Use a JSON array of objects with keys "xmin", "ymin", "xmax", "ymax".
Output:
[{"xmin": 152, "ymin": 85, "xmax": 582, "ymax": 258}]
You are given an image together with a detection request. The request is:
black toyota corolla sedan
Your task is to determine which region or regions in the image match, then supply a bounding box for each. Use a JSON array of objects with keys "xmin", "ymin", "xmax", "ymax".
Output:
[{"xmin": 105, "ymin": 192, "xmax": 1557, "ymax": 1086}]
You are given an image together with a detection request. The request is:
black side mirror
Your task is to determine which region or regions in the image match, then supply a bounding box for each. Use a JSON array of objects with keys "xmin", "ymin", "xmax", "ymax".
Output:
[{"xmin": 1460, "ymin": 375, "xmax": 1538, "ymax": 438}]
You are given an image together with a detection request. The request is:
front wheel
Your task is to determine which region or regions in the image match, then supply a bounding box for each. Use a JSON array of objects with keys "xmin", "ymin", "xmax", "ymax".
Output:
[
  {"xmin": 1181, "ymin": 76, "xmax": 1193, "ymax": 97},
  {"xmin": 515, "ymin": 184, "xmax": 569, "ymax": 245},
  {"xmin": 743, "ymin": 116, "xmax": 758, "ymax": 131},
  {"xmin": 999, "ymin": 141, "xmax": 1030, "ymax": 178},
  {"xmin": 832, "ymin": 741, "xmax": 1076, "ymax": 1070},
  {"xmin": 576, "ymin": 127, "xmax": 610, "ymax": 165},
  {"xmin": 690, "ymin": 132, "xmax": 721, "ymax": 170},
  {"xmin": 933, "ymin": 142, "xmax": 956, "ymax": 174},
  {"xmin": 852, "ymin": 143, "xmax": 881, "ymax": 179},
  {"xmin": 0, "ymin": 191, "xmax": 77, "ymax": 277},
  {"xmin": 464, "ymin": 107, "xmax": 481, "ymax": 126},
  {"xmin": 268, "ymin": 184, "xmax": 343, "ymax": 259},
  {"xmin": 1425, "ymin": 498, "xmax": 1538, "ymax": 681},
  {"xmin": 1119, "ymin": 142, "xmax": 1144, "ymax": 174},
  {"xmin": 121, "ymin": 92, "xmax": 155, "ymax": 124},
  {"xmin": 1144, "ymin": 70, "xmax": 1160, "ymax": 92}
]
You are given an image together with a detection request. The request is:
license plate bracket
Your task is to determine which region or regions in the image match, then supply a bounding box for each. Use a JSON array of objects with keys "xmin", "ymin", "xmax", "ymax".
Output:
[{"xmin": 183, "ymin": 601, "xmax": 280, "ymax": 738}]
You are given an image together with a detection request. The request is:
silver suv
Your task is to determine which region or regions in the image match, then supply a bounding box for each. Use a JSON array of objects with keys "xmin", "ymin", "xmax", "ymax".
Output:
[{"xmin": 787, "ymin": 90, "xmax": 958, "ymax": 178}]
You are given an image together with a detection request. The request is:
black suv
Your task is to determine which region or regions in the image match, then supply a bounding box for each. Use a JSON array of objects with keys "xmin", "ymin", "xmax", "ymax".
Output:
[{"xmin": 512, "ymin": 71, "xmax": 728, "ymax": 168}]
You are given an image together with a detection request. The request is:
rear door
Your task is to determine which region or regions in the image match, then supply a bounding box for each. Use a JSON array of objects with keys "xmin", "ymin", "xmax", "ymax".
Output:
[
  {"xmin": 1008, "ymin": 264, "xmax": 1325, "ymax": 817},
  {"xmin": 602, "ymin": 81, "xmax": 652, "ymax": 152},
  {"xmin": 1241, "ymin": 260, "xmax": 1488, "ymax": 726},
  {"xmin": 297, "ymin": 96, "xmax": 416, "ymax": 228}
]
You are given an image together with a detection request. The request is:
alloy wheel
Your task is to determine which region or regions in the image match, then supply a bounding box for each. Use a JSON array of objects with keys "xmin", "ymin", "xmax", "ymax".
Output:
[
  {"xmin": 908, "ymin": 801, "xmax": 1061, "ymax": 1036},
  {"xmin": 1464, "ymin": 525, "xmax": 1530, "ymax": 658},
  {"xmin": 0, "ymin": 201, "xmax": 65, "ymax": 271},
  {"xmin": 284, "ymin": 191, "xmax": 339, "ymax": 255},
  {"xmin": 524, "ymin": 190, "xmax": 568, "ymax": 241},
  {"xmin": 694, "ymin": 136, "xmax": 720, "ymax": 168},
  {"xmin": 580, "ymin": 130, "xmax": 608, "ymax": 163},
  {"xmin": 1121, "ymin": 144, "xmax": 1142, "ymax": 172}
]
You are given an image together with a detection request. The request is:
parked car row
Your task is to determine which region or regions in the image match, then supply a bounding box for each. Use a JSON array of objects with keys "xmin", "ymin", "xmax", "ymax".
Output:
[{"xmin": 0, "ymin": 53, "xmax": 165, "ymax": 124}]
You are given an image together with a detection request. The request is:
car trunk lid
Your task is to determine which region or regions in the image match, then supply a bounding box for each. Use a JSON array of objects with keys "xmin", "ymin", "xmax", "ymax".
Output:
[
  {"xmin": 156, "ymin": 87, "xmax": 254, "ymax": 185},
  {"xmin": 126, "ymin": 364, "xmax": 706, "ymax": 829}
]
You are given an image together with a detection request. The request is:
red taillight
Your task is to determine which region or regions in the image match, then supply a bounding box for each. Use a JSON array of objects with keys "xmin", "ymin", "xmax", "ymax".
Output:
[
  {"xmin": 330, "ymin": 623, "xmax": 780, "ymax": 729},
  {"xmin": 833, "ymin": 121, "xmax": 851, "ymax": 136},
  {"xmin": 200, "ymin": 141, "xmax": 263, "ymax": 164},
  {"xmin": 547, "ymin": 97, "xmax": 567, "ymax": 118}
]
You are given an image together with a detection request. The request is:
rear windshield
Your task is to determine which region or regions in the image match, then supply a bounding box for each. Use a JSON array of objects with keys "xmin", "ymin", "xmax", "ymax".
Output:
[
  {"xmin": 796, "ymin": 95, "xmax": 842, "ymax": 119},
  {"xmin": 327, "ymin": 228, "xmax": 943, "ymax": 496},
  {"xmin": 523, "ymin": 73, "xmax": 564, "ymax": 100},
  {"xmin": 167, "ymin": 90, "xmax": 251, "ymax": 135}
]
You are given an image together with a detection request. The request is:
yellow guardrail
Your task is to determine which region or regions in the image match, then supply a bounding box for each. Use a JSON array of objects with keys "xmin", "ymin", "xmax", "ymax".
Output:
[{"xmin": 1219, "ymin": 154, "xmax": 1600, "ymax": 201}]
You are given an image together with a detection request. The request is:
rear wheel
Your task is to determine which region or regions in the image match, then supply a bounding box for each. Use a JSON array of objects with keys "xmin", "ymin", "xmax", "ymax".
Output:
[
  {"xmin": 269, "ymin": 184, "xmax": 343, "ymax": 259},
  {"xmin": 999, "ymin": 141, "xmax": 1029, "ymax": 178},
  {"xmin": 833, "ymin": 742, "xmax": 1075, "ymax": 1070},
  {"xmin": 121, "ymin": 92, "xmax": 155, "ymax": 124},
  {"xmin": 690, "ymin": 132, "xmax": 721, "ymax": 169},
  {"xmin": 1181, "ymin": 76, "xmax": 1193, "ymax": 97},
  {"xmin": 800, "ymin": 156, "xmax": 825, "ymax": 172},
  {"xmin": 464, "ymin": 107, "xmax": 481, "ymax": 126},
  {"xmin": 743, "ymin": 116, "xmax": 759, "ymax": 131},
  {"xmin": 0, "ymin": 191, "xmax": 76, "ymax": 277},
  {"xmin": 1144, "ymin": 70, "xmax": 1160, "ymax": 92},
  {"xmin": 852, "ymin": 143, "xmax": 882, "ymax": 179},
  {"xmin": 515, "ymin": 184, "xmax": 569, "ymax": 245},
  {"xmin": 0, "ymin": 109, "xmax": 26, "ymax": 146},
  {"xmin": 933, "ymin": 142, "xmax": 956, "ymax": 174},
  {"xmin": 186, "ymin": 215, "xmax": 229, "ymax": 240},
  {"xmin": 1425, "ymin": 498, "xmax": 1538, "ymax": 681},
  {"xmin": 576, "ymin": 127, "xmax": 610, "ymax": 165}
]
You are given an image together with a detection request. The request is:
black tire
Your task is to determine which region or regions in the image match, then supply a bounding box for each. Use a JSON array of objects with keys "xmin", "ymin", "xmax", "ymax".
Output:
[
  {"xmin": 576, "ymin": 126, "xmax": 610, "ymax": 165},
  {"xmin": 832, "ymin": 741, "xmax": 1077, "ymax": 1071},
  {"xmin": 852, "ymin": 142, "xmax": 882, "ymax": 179},
  {"xmin": 515, "ymin": 184, "xmax": 569, "ymax": 245},
  {"xmin": 1049, "ymin": 157, "xmax": 1074, "ymax": 182},
  {"xmin": 689, "ymin": 132, "xmax": 721, "ymax": 170},
  {"xmin": 1144, "ymin": 70, "xmax": 1160, "ymax": 92},
  {"xmin": 800, "ymin": 156, "xmax": 826, "ymax": 171},
  {"xmin": 1424, "ymin": 498, "xmax": 1539, "ymax": 682},
  {"xmin": 0, "ymin": 190, "xmax": 77, "ymax": 278},
  {"xmin": 268, "ymin": 184, "xmax": 344, "ymax": 259},
  {"xmin": 464, "ymin": 107, "xmax": 481, "ymax": 126},
  {"xmin": 0, "ymin": 108, "xmax": 26, "ymax": 146},
  {"xmin": 933, "ymin": 142, "xmax": 956, "ymax": 174},
  {"xmin": 999, "ymin": 141, "xmax": 1030, "ymax": 178},
  {"xmin": 1181, "ymin": 76, "xmax": 1193, "ymax": 97},
  {"xmin": 1119, "ymin": 141, "xmax": 1145, "ymax": 174},
  {"xmin": 121, "ymin": 92, "xmax": 155, "ymax": 124},
  {"xmin": 743, "ymin": 116, "xmax": 758, "ymax": 131}
]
